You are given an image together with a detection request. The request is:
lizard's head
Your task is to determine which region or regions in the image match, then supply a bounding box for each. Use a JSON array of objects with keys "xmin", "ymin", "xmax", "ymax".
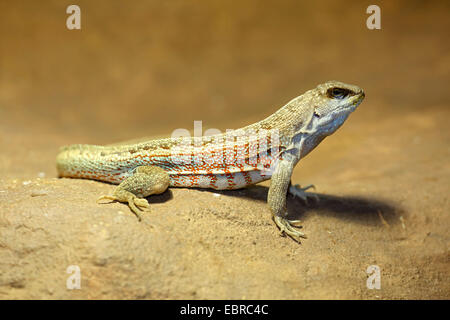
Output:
[
  {"xmin": 308, "ymin": 80, "xmax": 365, "ymax": 136},
  {"xmin": 314, "ymin": 80, "xmax": 364, "ymax": 116}
]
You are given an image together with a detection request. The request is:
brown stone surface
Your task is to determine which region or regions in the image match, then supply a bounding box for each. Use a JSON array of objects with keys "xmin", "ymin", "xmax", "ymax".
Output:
[{"xmin": 0, "ymin": 1, "xmax": 448, "ymax": 299}]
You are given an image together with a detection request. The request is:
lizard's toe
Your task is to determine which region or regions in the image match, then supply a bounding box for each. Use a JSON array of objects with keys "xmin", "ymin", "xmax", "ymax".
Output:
[
  {"xmin": 127, "ymin": 198, "xmax": 146, "ymax": 221},
  {"xmin": 134, "ymin": 198, "xmax": 150, "ymax": 209},
  {"xmin": 273, "ymin": 216, "xmax": 307, "ymax": 243},
  {"xmin": 97, "ymin": 195, "xmax": 117, "ymax": 203},
  {"xmin": 287, "ymin": 219, "xmax": 303, "ymax": 228}
]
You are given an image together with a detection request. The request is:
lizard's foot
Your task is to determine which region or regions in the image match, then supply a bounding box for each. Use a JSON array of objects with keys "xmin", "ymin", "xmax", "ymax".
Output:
[
  {"xmin": 97, "ymin": 193, "xmax": 150, "ymax": 221},
  {"xmin": 289, "ymin": 184, "xmax": 319, "ymax": 203},
  {"xmin": 273, "ymin": 215, "xmax": 307, "ymax": 243},
  {"xmin": 97, "ymin": 165, "xmax": 170, "ymax": 221}
]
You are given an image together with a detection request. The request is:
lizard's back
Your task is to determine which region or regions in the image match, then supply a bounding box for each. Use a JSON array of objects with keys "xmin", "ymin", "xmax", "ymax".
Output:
[{"xmin": 57, "ymin": 86, "xmax": 334, "ymax": 189}]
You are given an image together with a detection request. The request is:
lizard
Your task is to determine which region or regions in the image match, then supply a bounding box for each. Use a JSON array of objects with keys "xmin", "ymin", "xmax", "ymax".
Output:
[{"xmin": 56, "ymin": 80, "xmax": 365, "ymax": 242}]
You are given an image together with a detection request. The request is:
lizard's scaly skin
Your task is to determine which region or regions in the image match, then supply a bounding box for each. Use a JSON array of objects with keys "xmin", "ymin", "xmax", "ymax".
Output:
[{"xmin": 57, "ymin": 80, "xmax": 365, "ymax": 242}]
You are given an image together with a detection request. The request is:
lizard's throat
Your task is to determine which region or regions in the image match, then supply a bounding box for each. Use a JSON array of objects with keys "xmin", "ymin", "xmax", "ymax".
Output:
[{"xmin": 298, "ymin": 109, "xmax": 354, "ymax": 159}]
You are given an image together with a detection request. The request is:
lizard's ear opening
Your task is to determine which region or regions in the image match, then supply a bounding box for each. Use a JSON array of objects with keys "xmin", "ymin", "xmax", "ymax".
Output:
[{"xmin": 326, "ymin": 87, "xmax": 353, "ymax": 100}]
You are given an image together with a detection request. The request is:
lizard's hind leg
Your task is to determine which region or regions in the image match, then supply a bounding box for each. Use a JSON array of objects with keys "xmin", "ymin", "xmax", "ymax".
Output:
[{"xmin": 97, "ymin": 166, "xmax": 170, "ymax": 221}]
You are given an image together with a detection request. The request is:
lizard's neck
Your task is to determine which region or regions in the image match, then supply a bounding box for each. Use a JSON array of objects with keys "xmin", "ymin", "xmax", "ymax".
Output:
[{"xmin": 249, "ymin": 91, "xmax": 316, "ymax": 140}]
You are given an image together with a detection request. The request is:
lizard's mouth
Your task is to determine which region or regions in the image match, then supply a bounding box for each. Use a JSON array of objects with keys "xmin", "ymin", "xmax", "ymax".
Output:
[
  {"xmin": 326, "ymin": 91, "xmax": 364, "ymax": 123},
  {"xmin": 354, "ymin": 91, "xmax": 365, "ymax": 105},
  {"xmin": 344, "ymin": 91, "xmax": 365, "ymax": 111}
]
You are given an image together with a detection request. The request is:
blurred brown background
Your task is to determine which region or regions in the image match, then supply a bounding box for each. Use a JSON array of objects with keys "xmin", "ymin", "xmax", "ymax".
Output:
[
  {"xmin": 0, "ymin": 0, "xmax": 448, "ymax": 299},
  {"xmin": 1, "ymin": 1, "xmax": 448, "ymax": 140}
]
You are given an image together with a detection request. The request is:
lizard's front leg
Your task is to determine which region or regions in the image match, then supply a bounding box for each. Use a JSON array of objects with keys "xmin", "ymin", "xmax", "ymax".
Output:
[
  {"xmin": 288, "ymin": 183, "xmax": 319, "ymax": 203},
  {"xmin": 97, "ymin": 166, "xmax": 170, "ymax": 221},
  {"xmin": 268, "ymin": 159, "xmax": 307, "ymax": 242}
]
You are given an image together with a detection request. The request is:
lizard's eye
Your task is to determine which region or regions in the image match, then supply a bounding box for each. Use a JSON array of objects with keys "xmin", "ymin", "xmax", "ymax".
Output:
[{"xmin": 327, "ymin": 87, "xmax": 352, "ymax": 99}]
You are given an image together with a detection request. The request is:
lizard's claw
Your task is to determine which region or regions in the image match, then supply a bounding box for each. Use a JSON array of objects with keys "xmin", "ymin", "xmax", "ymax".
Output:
[
  {"xmin": 289, "ymin": 184, "xmax": 319, "ymax": 204},
  {"xmin": 273, "ymin": 216, "xmax": 307, "ymax": 243}
]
